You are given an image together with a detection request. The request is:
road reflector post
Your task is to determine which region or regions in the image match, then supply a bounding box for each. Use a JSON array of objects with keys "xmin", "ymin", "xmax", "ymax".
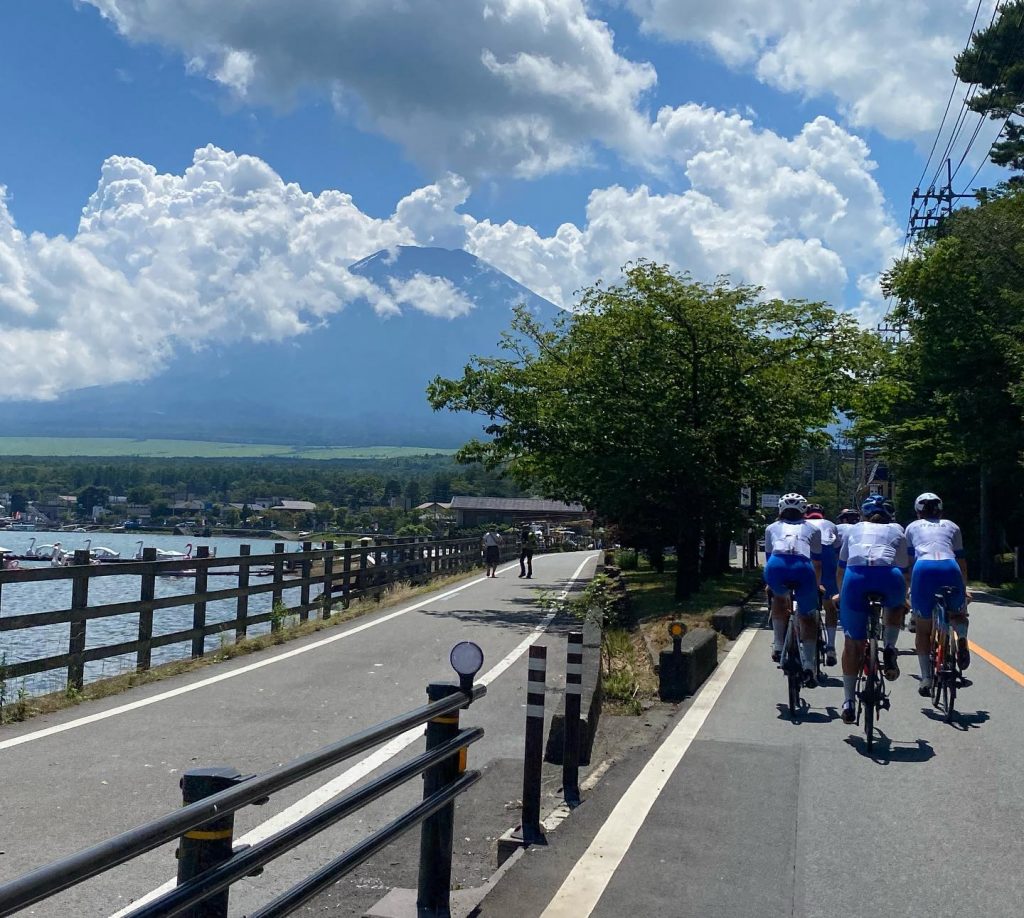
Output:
[
  {"xmin": 417, "ymin": 682, "xmax": 462, "ymax": 918},
  {"xmin": 176, "ymin": 767, "xmax": 242, "ymax": 918},
  {"xmin": 562, "ymin": 631, "xmax": 584, "ymax": 807},
  {"xmin": 659, "ymin": 621, "xmax": 688, "ymax": 702},
  {"xmin": 520, "ymin": 644, "xmax": 547, "ymax": 844}
]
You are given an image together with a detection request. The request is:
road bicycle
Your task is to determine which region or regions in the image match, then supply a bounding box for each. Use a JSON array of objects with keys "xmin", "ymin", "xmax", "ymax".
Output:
[
  {"xmin": 930, "ymin": 586, "xmax": 964, "ymax": 723},
  {"xmin": 779, "ymin": 583, "xmax": 811, "ymax": 719},
  {"xmin": 814, "ymin": 591, "xmax": 827, "ymax": 683},
  {"xmin": 856, "ymin": 592, "xmax": 890, "ymax": 751}
]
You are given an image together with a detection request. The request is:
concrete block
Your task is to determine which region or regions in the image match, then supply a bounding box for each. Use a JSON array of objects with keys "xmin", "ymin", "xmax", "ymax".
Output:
[
  {"xmin": 658, "ymin": 628, "xmax": 718, "ymax": 701},
  {"xmin": 711, "ymin": 604, "xmax": 744, "ymax": 639}
]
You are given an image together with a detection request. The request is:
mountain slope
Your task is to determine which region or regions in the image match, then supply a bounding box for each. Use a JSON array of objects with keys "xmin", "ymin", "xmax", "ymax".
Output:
[{"xmin": 0, "ymin": 247, "xmax": 560, "ymax": 448}]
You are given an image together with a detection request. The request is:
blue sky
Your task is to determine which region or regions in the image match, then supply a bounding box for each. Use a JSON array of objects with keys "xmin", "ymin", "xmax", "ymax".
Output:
[{"xmin": 0, "ymin": 0, "xmax": 1010, "ymax": 399}]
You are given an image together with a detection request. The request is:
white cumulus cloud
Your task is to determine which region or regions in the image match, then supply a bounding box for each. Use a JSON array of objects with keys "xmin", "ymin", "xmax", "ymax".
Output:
[
  {"xmin": 626, "ymin": 0, "xmax": 997, "ymax": 141},
  {"xmin": 83, "ymin": 0, "xmax": 656, "ymax": 178}
]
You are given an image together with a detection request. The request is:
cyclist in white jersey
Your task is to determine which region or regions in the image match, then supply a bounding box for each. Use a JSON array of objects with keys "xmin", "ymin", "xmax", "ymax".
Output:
[
  {"xmin": 835, "ymin": 508, "xmax": 860, "ymax": 549},
  {"xmin": 763, "ymin": 493, "xmax": 823, "ymax": 688},
  {"xmin": 905, "ymin": 492, "xmax": 971, "ymax": 695},
  {"xmin": 834, "ymin": 495, "xmax": 910, "ymax": 724},
  {"xmin": 805, "ymin": 504, "xmax": 840, "ymax": 666}
]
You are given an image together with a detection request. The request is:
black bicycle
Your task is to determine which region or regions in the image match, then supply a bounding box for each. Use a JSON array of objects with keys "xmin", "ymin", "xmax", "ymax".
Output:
[
  {"xmin": 856, "ymin": 592, "xmax": 890, "ymax": 751},
  {"xmin": 814, "ymin": 591, "xmax": 827, "ymax": 683},
  {"xmin": 930, "ymin": 586, "xmax": 964, "ymax": 723},
  {"xmin": 779, "ymin": 583, "xmax": 807, "ymax": 718}
]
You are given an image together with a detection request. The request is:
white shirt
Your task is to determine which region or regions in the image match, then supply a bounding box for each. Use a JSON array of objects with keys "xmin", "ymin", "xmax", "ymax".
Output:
[
  {"xmin": 765, "ymin": 520, "xmax": 822, "ymax": 560},
  {"xmin": 805, "ymin": 518, "xmax": 839, "ymax": 548},
  {"xmin": 839, "ymin": 521, "xmax": 908, "ymax": 569},
  {"xmin": 905, "ymin": 518, "xmax": 964, "ymax": 562}
]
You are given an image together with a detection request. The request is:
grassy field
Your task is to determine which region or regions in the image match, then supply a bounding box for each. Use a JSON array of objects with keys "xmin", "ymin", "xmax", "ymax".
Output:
[{"xmin": 0, "ymin": 437, "xmax": 455, "ymax": 460}]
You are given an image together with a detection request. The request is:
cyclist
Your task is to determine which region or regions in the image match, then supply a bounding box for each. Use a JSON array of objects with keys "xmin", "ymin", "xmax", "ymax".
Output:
[
  {"xmin": 805, "ymin": 503, "xmax": 839, "ymax": 666},
  {"xmin": 905, "ymin": 492, "xmax": 971, "ymax": 696},
  {"xmin": 834, "ymin": 495, "xmax": 910, "ymax": 724},
  {"xmin": 836, "ymin": 507, "xmax": 860, "ymax": 545},
  {"xmin": 764, "ymin": 493, "xmax": 823, "ymax": 688}
]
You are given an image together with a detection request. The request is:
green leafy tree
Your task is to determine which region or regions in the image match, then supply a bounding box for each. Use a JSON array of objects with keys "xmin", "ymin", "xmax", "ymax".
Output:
[
  {"xmin": 853, "ymin": 186, "xmax": 1024, "ymax": 580},
  {"xmin": 430, "ymin": 261, "xmax": 871, "ymax": 597},
  {"xmin": 956, "ymin": 2, "xmax": 1024, "ymax": 172},
  {"xmin": 76, "ymin": 485, "xmax": 110, "ymax": 518}
]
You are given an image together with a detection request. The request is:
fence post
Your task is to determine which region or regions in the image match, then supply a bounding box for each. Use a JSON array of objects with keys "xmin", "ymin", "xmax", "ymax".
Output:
[
  {"xmin": 520, "ymin": 644, "xmax": 547, "ymax": 844},
  {"xmin": 270, "ymin": 543, "xmax": 285, "ymax": 632},
  {"xmin": 417, "ymin": 682, "xmax": 462, "ymax": 917},
  {"xmin": 322, "ymin": 541, "xmax": 335, "ymax": 618},
  {"xmin": 300, "ymin": 541, "xmax": 312, "ymax": 622},
  {"xmin": 176, "ymin": 766, "xmax": 241, "ymax": 918},
  {"xmin": 236, "ymin": 545, "xmax": 250, "ymax": 641},
  {"xmin": 562, "ymin": 631, "xmax": 583, "ymax": 807},
  {"xmin": 67, "ymin": 549, "xmax": 91, "ymax": 692},
  {"xmin": 341, "ymin": 540, "xmax": 352, "ymax": 608},
  {"xmin": 136, "ymin": 547, "xmax": 158, "ymax": 672},
  {"xmin": 192, "ymin": 547, "xmax": 210, "ymax": 658}
]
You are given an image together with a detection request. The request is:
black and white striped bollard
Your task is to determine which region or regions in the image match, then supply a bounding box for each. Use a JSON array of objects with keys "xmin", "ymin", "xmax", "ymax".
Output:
[
  {"xmin": 520, "ymin": 644, "xmax": 547, "ymax": 844},
  {"xmin": 562, "ymin": 631, "xmax": 583, "ymax": 807}
]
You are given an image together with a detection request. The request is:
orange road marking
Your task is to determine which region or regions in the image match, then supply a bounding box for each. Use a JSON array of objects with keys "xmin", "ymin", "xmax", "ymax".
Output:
[{"xmin": 971, "ymin": 641, "xmax": 1024, "ymax": 688}]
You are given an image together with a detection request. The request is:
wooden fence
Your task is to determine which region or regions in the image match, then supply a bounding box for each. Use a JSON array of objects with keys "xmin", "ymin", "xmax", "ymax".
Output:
[{"xmin": 0, "ymin": 537, "xmax": 519, "ymax": 692}]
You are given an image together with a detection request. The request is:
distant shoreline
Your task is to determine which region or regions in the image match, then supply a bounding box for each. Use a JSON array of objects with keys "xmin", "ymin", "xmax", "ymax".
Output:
[{"xmin": 0, "ymin": 437, "xmax": 456, "ymax": 460}]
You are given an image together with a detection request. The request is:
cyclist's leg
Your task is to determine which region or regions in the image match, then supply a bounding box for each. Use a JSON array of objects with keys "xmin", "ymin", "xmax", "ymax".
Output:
[
  {"xmin": 839, "ymin": 569, "xmax": 869, "ymax": 720},
  {"xmin": 793, "ymin": 567, "xmax": 820, "ymax": 683},
  {"xmin": 879, "ymin": 568, "xmax": 906, "ymax": 680},
  {"xmin": 819, "ymin": 545, "xmax": 839, "ymax": 663},
  {"xmin": 911, "ymin": 560, "xmax": 944, "ymax": 688},
  {"xmin": 764, "ymin": 555, "xmax": 795, "ymax": 661}
]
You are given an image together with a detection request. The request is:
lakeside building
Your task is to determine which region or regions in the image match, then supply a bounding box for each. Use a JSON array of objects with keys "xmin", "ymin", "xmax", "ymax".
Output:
[{"xmin": 448, "ymin": 495, "xmax": 588, "ymax": 528}]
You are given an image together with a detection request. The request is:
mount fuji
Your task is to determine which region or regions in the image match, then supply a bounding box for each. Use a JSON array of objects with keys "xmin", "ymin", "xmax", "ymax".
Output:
[{"xmin": 0, "ymin": 247, "xmax": 560, "ymax": 448}]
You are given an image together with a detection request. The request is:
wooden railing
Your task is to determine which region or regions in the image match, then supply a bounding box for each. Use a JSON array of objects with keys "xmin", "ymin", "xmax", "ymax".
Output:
[{"xmin": 0, "ymin": 537, "xmax": 518, "ymax": 692}]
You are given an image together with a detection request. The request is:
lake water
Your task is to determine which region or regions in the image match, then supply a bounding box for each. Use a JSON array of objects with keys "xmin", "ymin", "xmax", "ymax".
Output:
[{"xmin": 0, "ymin": 531, "xmax": 306, "ymax": 695}]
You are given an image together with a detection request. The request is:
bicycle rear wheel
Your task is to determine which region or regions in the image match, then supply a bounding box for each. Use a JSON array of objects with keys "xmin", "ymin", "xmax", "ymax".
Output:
[
  {"xmin": 945, "ymin": 634, "xmax": 959, "ymax": 723},
  {"xmin": 862, "ymin": 660, "xmax": 876, "ymax": 751}
]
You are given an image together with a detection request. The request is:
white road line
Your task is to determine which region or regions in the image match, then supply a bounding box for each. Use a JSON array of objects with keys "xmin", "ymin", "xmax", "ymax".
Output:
[
  {"xmin": 108, "ymin": 553, "xmax": 595, "ymax": 917},
  {"xmin": 540, "ymin": 626, "xmax": 758, "ymax": 918},
  {"xmin": 0, "ymin": 559, "xmax": 533, "ymax": 752}
]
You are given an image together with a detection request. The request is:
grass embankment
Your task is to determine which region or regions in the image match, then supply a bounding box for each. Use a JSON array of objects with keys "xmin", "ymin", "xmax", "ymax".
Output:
[
  {"xmin": 599, "ymin": 554, "xmax": 760, "ymax": 715},
  {"xmin": 0, "ymin": 569, "xmax": 479, "ymax": 727},
  {"xmin": 0, "ymin": 437, "xmax": 455, "ymax": 459},
  {"xmin": 969, "ymin": 580, "xmax": 1024, "ymax": 605}
]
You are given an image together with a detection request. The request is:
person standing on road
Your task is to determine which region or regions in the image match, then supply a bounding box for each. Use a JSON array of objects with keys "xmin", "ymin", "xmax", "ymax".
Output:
[
  {"xmin": 805, "ymin": 503, "xmax": 840, "ymax": 666},
  {"xmin": 905, "ymin": 492, "xmax": 972, "ymax": 696},
  {"xmin": 519, "ymin": 526, "xmax": 537, "ymax": 578},
  {"xmin": 763, "ymin": 493, "xmax": 823, "ymax": 688},
  {"xmin": 482, "ymin": 528, "xmax": 502, "ymax": 578},
  {"xmin": 834, "ymin": 495, "xmax": 910, "ymax": 724}
]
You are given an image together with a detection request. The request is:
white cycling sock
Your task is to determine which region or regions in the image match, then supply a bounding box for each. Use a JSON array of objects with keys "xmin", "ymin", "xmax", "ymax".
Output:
[
  {"xmin": 826, "ymin": 627, "xmax": 837, "ymax": 647},
  {"xmin": 884, "ymin": 625, "xmax": 900, "ymax": 648},
  {"xmin": 843, "ymin": 675, "xmax": 857, "ymax": 704},
  {"xmin": 772, "ymin": 617, "xmax": 786, "ymax": 651},
  {"xmin": 918, "ymin": 653, "xmax": 933, "ymax": 680},
  {"xmin": 800, "ymin": 639, "xmax": 817, "ymax": 670}
]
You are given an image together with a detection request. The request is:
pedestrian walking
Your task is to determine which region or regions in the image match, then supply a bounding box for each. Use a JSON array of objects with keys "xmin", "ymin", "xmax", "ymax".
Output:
[
  {"xmin": 482, "ymin": 528, "xmax": 502, "ymax": 577},
  {"xmin": 519, "ymin": 526, "xmax": 536, "ymax": 578}
]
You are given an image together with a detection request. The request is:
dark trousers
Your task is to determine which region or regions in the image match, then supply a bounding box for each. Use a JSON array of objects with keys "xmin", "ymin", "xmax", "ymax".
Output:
[{"xmin": 519, "ymin": 548, "xmax": 534, "ymax": 577}]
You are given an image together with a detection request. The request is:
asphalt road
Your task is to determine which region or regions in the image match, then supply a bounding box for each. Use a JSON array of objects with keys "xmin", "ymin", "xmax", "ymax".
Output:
[
  {"xmin": 479, "ymin": 589, "xmax": 1024, "ymax": 918},
  {"xmin": 0, "ymin": 550, "xmax": 599, "ymax": 917}
]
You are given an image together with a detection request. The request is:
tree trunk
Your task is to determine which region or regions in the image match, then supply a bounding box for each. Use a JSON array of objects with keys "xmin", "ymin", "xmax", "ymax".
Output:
[
  {"xmin": 980, "ymin": 465, "xmax": 997, "ymax": 584},
  {"xmin": 675, "ymin": 525, "xmax": 701, "ymax": 600}
]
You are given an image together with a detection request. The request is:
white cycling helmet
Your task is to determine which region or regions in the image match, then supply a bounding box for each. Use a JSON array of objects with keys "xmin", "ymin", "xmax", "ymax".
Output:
[
  {"xmin": 915, "ymin": 492, "xmax": 942, "ymax": 512},
  {"xmin": 778, "ymin": 493, "xmax": 807, "ymax": 514}
]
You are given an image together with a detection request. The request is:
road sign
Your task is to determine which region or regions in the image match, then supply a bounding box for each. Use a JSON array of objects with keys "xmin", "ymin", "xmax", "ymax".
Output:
[
  {"xmin": 760, "ymin": 493, "xmax": 780, "ymax": 509},
  {"xmin": 739, "ymin": 487, "xmax": 752, "ymax": 508}
]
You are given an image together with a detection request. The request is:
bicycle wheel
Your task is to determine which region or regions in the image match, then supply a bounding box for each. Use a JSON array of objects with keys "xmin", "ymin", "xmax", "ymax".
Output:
[
  {"xmin": 862, "ymin": 657, "xmax": 875, "ymax": 751},
  {"xmin": 930, "ymin": 630, "xmax": 942, "ymax": 708},
  {"xmin": 945, "ymin": 634, "xmax": 958, "ymax": 723},
  {"xmin": 788, "ymin": 671, "xmax": 800, "ymax": 718}
]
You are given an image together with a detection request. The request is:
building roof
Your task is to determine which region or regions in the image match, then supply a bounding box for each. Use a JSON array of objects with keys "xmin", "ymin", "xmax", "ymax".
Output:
[
  {"xmin": 415, "ymin": 501, "xmax": 452, "ymax": 510},
  {"xmin": 449, "ymin": 496, "xmax": 586, "ymax": 514},
  {"xmin": 272, "ymin": 500, "xmax": 317, "ymax": 512}
]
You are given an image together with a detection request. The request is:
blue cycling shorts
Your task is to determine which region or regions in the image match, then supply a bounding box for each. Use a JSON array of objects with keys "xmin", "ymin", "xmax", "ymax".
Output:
[
  {"xmin": 764, "ymin": 554, "xmax": 818, "ymax": 615},
  {"xmin": 910, "ymin": 558, "xmax": 965, "ymax": 618},
  {"xmin": 839, "ymin": 565, "xmax": 906, "ymax": 641},
  {"xmin": 818, "ymin": 544, "xmax": 838, "ymax": 595}
]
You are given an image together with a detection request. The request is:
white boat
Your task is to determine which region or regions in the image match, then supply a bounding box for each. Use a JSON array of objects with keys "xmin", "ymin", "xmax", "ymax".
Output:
[
  {"xmin": 10, "ymin": 522, "xmax": 37, "ymax": 531},
  {"xmin": 83, "ymin": 539, "xmax": 120, "ymax": 562},
  {"xmin": 29, "ymin": 540, "xmax": 63, "ymax": 560},
  {"xmin": 134, "ymin": 541, "xmax": 193, "ymax": 562}
]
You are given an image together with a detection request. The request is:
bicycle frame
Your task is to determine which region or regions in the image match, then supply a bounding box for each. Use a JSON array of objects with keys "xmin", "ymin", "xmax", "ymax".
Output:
[
  {"xmin": 930, "ymin": 587, "xmax": 960, "ymax": 722},
  {"xmin": 856, "ymin": 593, "xmax": 890, "ymax": 751}
]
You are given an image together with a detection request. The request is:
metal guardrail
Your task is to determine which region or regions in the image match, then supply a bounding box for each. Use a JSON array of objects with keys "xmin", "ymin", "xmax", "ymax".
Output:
[
  {"xmin": 0, "ymin": 642, "xmax": 487, "ymax": 918},
  {"xmin": 0, "ymin": 537, "xmax": 519, "ymax": 690}
]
